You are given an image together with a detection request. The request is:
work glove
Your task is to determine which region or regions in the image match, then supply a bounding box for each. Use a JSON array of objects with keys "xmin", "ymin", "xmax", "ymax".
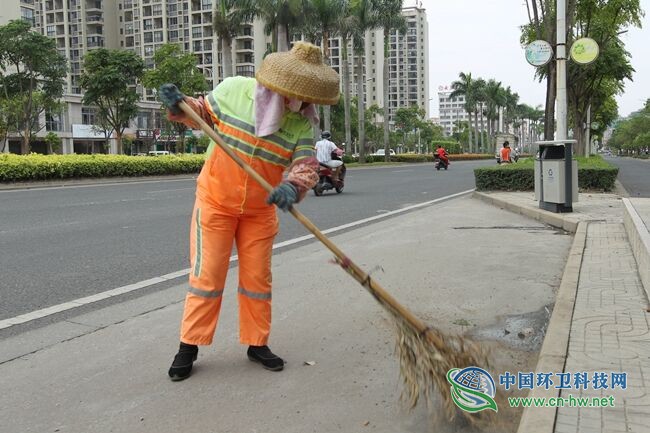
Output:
[
  {"xmin": 159, "ymin": 84, "xmax": 184, "ymax": 115},
  {"xmin": 267, "ymin": 182, "xmax": 298, "ymax": 211},
  {"xmin": 159, "ymin": 83, "xmax": 206, "ymax": 129}
]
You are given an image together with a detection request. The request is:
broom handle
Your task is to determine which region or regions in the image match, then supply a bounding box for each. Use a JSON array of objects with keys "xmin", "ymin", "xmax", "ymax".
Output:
[{"xmin": 178, "ymin": 101, "xmax": 441, "ymax": 346}]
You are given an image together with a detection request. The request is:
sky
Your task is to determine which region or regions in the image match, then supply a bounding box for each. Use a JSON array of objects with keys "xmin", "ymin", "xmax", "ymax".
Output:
[{"xmin": 415, "ymin": 0, "xmax": 650, "ymax": 118}]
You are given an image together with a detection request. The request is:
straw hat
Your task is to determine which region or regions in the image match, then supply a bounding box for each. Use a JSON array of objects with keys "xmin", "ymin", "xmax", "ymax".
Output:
[{"xmin": 256, "ymin": 41, "xmax": 340, "ymax": 106}]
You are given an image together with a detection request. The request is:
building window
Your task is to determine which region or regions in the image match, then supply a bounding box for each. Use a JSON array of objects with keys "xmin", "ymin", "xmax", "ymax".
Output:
[
  {"xmin": 192, "ymin": 27, "xmax": 202, "ymax": 38},
  {"xmin": 20, "ymin": 7, "xmax": 35, "ymax": 25},
  {"xmin": 46, "ymin": 112, "xmax": 63, "ymax": 132},
  {"xmin": 82, "ymin": 107, "xmax": 96, "ymax": 125}
]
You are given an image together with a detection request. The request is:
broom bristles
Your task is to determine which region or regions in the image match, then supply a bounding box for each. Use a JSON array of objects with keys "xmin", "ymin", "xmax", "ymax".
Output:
[{"xmin": 394, "ymin": 315, "xmax": 496, "ymax": 428}]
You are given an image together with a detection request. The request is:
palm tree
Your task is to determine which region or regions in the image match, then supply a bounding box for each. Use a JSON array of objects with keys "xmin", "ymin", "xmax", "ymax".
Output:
[
  {"xmin": 351, "ymin": 0, "xmax": 378, "ymax": 163},
  {"xmin": 450, "ymin": 72, "xmax": 475, "ymax": 153},
  {"xmin": 483, "ymin": 79, "xmax": 505, "ymax": 151},
  {"xmin": 374, "ymin": 0, "xmax": 405, "ymax": 161},
  {"xmin": 472, "ymin": 78, "xmax": 486, "ymax": 152},
  {"xmin": 249, "ymin": 0, "xmax": 303, "ymax": 52},
  {"xmin": 335, "ymin": 2, "xmax": 358, "ymax": 155},
  {"xmin": 213, "ymin": 0, "xmax": 250, "ymax": 79},
  {"xmin": 305, "ymin": 0, "xmax": 345, "ymax": 132},
  {"xmin": 503, "ymin": 86, "xmax": 519, "ymax": 134}
]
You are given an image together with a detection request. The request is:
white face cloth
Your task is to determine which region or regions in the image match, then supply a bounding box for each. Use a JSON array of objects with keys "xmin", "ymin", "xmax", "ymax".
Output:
[{"xmin": 254, "ymin": 83, "xmax": 320, "ymax": 137}]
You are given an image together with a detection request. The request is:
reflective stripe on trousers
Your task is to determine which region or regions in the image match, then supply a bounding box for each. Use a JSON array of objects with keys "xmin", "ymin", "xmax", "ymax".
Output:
[{"xmin": 181, "ymin": 197, "xmax": 278, "ymax": 346}]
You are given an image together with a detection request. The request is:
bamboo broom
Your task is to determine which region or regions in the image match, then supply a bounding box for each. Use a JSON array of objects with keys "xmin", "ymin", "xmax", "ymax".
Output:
[{"xmin": 175, "ymin": 97, "xmax": 494, "ymax": 426}]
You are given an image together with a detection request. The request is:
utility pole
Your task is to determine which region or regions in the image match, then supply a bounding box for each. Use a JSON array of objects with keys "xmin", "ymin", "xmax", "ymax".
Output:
[
  {"xmin": 585, "ymin": 104, "xmax": 591, "ymax": 156},
  {"xmin": 556, "ymin": 0, "xmax": 567, "ymax": 141}
]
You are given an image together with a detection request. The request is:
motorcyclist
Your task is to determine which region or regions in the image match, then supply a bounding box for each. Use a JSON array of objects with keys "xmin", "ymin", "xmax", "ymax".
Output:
[
  {"xmin": 315, "ymin": 131, "xmax": 342, "ymax": 182},
  {"xmin": 435, "ymin": 144, "xmax": 449, "ymax": 167}
]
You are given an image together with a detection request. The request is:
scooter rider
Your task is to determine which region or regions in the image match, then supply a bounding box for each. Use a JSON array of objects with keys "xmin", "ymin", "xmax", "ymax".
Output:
[
  {"xmin": 315, "ymin": 131, "xmax": 342, "ymax": 182},
  {"xmin": 435, "ymin": 144, "xmax": 449, "ymax": 167}
]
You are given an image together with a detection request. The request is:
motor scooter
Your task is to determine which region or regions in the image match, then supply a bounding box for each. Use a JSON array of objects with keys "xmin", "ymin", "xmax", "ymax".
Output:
[
  {"xmin": 313, "ymin": 150, "xmax": 346, "ymax": 196},
  {"xmin": 434, "ymin": 154, "xmax": 449, "ymax": 170}
]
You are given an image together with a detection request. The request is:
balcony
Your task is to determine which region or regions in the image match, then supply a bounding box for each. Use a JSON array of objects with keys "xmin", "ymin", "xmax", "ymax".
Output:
[
  {"xmin": 86, "ymin": 0, "xmax": 102, "ymax": 12},
  {"xmin": 86, "ymin": 13, "xmax": 103, "ymax": 23}
]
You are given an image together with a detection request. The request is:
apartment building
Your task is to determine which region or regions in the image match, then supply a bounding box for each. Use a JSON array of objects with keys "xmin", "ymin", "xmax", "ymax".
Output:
[
  {"xmin": 327, "ymin": 4, "xmax": 429, "ymax": 127},
  {"xmin": 438, "ymin": 87, "xmax": 469, "ymax": 136},
  {"xmin": 2, "ymin": 1, "xmax": 429, "ymax": 154}
]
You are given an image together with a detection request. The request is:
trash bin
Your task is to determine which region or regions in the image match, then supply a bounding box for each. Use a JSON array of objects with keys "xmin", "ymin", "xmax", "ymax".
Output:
[{"xmin": 534, "ymin": 140, "xmax": 578, "ymax": 213}]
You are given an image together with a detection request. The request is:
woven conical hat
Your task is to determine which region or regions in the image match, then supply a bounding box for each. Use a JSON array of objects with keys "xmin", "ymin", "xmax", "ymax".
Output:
[{"xmin": 256, "ymin": 41, "xmax": 340, "ymax": 106}]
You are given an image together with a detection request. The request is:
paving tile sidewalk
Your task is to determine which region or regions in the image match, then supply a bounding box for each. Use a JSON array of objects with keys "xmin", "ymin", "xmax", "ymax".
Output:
[
  {"xmin": 477, "ymin": 192, "xmax": 650, "ymax": 433},
  {"xmin": 555, "ymin": 222, "xmax": 650, "ymax": 433}
]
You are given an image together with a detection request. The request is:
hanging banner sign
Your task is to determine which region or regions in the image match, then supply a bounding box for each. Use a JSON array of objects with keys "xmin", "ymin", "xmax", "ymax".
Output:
[
  {"xmin": 525, "ymin": 40, "xmax": 554, "ymax": 67},
  {"xmin": 570, "ymin": 38, "xmax": 599, "ymax": 64}
]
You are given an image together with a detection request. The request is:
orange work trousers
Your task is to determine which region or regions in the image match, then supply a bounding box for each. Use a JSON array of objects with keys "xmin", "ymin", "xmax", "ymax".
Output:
[{"xmin": 180, "ymin": 197, "xmax": 279, "ymax": 346}]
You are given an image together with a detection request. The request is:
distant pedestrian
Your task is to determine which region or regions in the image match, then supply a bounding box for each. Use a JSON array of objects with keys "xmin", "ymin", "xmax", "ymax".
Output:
[{"xmin": 500, "ymin": 141, "xmax": 512, "ymax": 164}]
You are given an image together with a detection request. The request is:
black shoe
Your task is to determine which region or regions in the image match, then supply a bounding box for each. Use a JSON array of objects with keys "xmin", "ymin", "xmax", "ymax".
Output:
[
  {"xmin": 168, "ymin": 342, "xmax": 198, "ymax": 381},
  {"xmin": 247, "ymin": 345, "xmax": 284, "ymax": 371}
]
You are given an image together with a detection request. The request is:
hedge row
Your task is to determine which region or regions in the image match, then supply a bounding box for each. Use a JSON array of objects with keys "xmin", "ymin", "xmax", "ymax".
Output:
[
  {"xmin": 0, "ymin": 152, "xmax": 499, "ymax": 183},
  {"xmin": 0, "ymin": 153, "xmax": 206, "ymax": 182},
  {"xmin": 343, "ymin": 153, "xmax": 494, "ymax": 164},
  {"xmin": 474, "ymin": 156, "xmax": 619, "ymax": 192}
]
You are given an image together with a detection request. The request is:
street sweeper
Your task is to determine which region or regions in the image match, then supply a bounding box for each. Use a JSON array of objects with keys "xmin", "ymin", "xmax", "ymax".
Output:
[{"xmin": 162, "ymin": 41, "xmax": 340, "ymax": 381}]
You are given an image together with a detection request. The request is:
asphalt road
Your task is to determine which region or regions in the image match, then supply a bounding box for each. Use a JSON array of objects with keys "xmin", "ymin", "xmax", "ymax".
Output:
[
  {"xmin": 605, "ymin": 156, "xmax": 650, "ymax": 197},
  {"xmin": 0, "ymin": 160, "xmax": 491, "ymax": 322}
]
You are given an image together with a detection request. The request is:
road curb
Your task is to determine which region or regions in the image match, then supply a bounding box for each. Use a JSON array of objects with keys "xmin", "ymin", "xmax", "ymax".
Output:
[
  {"xmin": 473, "ymin": 191, "xmax": 580, "ymax": 233},
  {"xmin": 622, "ymin": 198, "xmax": 650, "ymax": 301},
  {"xmin": 516, "ymin": 222, "xmax": 588, "ymax": 433}
]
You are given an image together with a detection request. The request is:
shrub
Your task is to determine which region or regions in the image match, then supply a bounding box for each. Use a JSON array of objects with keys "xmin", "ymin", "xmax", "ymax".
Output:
[
  {"xmin": 345, "ymin": 153, "xmax": 493, "ymax": 164},
  {"xmin": 0, "ymin": 153, "xmax": 206, "ymax": 182},
  {"xmin": 474, "ymin": 156, "xmax": 619, "ymax": 191}
]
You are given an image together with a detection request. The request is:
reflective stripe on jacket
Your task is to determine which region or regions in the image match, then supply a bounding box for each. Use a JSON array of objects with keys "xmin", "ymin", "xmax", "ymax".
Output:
[{"xmin": 200, "ymin": 77, "xmax": 315, "ymax": 214}]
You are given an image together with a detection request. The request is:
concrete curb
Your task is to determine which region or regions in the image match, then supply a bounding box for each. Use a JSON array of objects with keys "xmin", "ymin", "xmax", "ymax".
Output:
[
  {"xmin": 516, "ymin": 222, "xmax": 588, "ymax": 433},
  {"xmin": 622, "ymin": 198, "xmax": 650, "ymax": 301},
  {"xmin": 473, "ymin": 191, "xmax": 580, "ymax": 233}
]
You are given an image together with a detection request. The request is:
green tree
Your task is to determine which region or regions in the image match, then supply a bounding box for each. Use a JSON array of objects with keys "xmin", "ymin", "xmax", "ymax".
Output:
[
  {"xmin": 352, "ymin": 0, "xmax": 379, "ymax": 163},
  {"xmin": 450, "ymin": 72, "xmax": 476, "ymax": 152},
  {"xmin": 213, "ymin": 0, "xmax": 252, "ymax": 79},
  {"xmin": 305, "ymin": 0, "xmax": 345, "ymax": 132},
  {"xmin": 80, "ymin": 48, "xmax": 145, "ymax": 155},
  {"xmin": 483, "ymin": 79, "xmax": 506, "ymax": 150},
  {"xmin": 0, "ymin": 20, "xmax": 66, "ymax": 154},
  {"xmin": 394, "ymin": 105, "xmax": 424, "ymax": 152},
  {"xmin": 609, "ymin": 99, "xmax": 650, "ymax": 155},
  {"xmin": 522, "ymin": 0, "xmax": 557, "ymax": 140},
  {"xmin": 249, "ymin": 0, "xmax": 304, "ymax": 52},
  {"xmin": 44, "ymin": 131, "xmax": 61, "ymax": 154},
  {"xmin": 374, "ymin": 0, "xmax": 406, "ymax": 161},
  {"xmin": 334, "ymin": 1, "xmax": 357, "ymax": 154},
  {"xmin": 142, "ymin": 43, "xmax": 208, "ymax": 153},
  {"xmin": 567, "ymin": 0, "xmax": 642, "ymax": 155}
]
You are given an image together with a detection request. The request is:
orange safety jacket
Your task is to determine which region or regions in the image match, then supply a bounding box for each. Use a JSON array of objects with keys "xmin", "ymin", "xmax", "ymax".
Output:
[{"xmin": 190, "ymin": 76, "xmax": 318, "ymax": 214}]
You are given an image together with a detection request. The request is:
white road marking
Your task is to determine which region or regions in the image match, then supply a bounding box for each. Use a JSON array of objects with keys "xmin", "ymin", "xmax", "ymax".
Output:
[{"xmin": 0, "ymin": 189, "xmax": 473, "ymax": 330}]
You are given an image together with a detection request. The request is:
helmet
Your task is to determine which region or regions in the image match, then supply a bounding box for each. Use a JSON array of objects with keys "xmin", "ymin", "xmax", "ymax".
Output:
[{"xmin": 321, "ymin": 130, "xmax": 331, "ymax": 139}]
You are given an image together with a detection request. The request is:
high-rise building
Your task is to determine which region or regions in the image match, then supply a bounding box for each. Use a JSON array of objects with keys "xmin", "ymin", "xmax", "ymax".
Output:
[
  {"xmin": 438, "ymin": 87, "xmax": 469, "ymax": 137},
  {"xmin": 2, "ymin": 1, "xmax": 429, "ymax": 154},
  {"xmin": 307, "ymin": 3, "xmax": 429, "ymax": 136}
]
